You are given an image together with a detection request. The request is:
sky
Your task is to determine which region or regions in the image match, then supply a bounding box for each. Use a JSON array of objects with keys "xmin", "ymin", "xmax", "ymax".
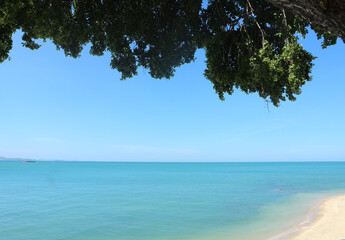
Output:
[{"xmin": 0, "ymin": 31, "xmax": 345, "ymax": 162}]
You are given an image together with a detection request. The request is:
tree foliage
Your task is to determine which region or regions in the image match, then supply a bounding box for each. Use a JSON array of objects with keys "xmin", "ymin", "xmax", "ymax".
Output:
[{"xmin": 0, "ymin": 0, "xmax": 339, "ymax": 106}]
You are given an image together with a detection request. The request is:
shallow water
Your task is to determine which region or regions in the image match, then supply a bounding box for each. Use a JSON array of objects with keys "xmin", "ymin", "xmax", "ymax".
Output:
[{"xmin": 1, "ymin": 161, "xmax": 345, "ymax": 240}]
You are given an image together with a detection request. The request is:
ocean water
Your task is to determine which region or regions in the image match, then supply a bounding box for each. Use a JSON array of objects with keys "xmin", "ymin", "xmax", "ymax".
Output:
[{"xmin": 1, "ymin": 161, "xmax": 345, "ymax": 240}]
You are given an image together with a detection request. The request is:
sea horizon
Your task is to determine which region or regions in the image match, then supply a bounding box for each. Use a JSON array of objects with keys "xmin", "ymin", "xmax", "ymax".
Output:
[{"xmin": 1, "ymin": 156, "xmax": 345, "ymax": 163}]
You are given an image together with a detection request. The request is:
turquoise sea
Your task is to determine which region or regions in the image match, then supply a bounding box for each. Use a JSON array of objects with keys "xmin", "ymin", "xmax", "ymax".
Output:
[{"xmin": 1, "ymin": 161, "xmax": 345, "ymax": 240}]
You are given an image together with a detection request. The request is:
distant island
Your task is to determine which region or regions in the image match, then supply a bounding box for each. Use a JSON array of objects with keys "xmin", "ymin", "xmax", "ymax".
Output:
[
  {"xmin": 0, "ymin": 156, "xmax": 68, "ymax": 162},
  {"xmin": 0, "ymin": 156, "xmax": 37, "ymax": 162}
]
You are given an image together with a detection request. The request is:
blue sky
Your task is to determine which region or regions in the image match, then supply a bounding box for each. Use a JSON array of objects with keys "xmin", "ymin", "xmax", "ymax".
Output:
[{"xmin": 1, "ymin": 31, "xmax": 345, "ymax": 162}]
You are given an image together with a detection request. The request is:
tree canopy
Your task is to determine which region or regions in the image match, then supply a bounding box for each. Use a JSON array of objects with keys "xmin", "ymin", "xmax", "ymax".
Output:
[{"xmin": 0, "ymin": 0, "xmax": 340, "ymax": 106}]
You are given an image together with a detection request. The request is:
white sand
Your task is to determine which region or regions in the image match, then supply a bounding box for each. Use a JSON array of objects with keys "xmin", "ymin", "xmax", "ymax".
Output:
[{"xmin": 288, "ymin": 195, "xmax": 345, "ymax": 240}]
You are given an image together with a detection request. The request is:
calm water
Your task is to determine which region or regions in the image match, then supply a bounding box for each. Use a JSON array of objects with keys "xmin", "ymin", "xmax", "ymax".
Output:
[{"xmin": 1, "ymin": 162, "xmax": 345, "ymax": 240}]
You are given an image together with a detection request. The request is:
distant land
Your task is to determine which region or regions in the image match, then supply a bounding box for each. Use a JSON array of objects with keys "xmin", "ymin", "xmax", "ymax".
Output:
[
  {"xmin": 0, "ymin": 156, "xmax": 38, "ymax": 162},
  {"xmin": 0, "ymin": 156, "xmax": 70, "ymax": 162}
]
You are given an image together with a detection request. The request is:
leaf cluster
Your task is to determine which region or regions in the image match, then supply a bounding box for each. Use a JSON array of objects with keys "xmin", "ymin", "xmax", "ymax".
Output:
[
  {"xmin": 0, "ymin": 0, "xmax": 339, "ymax": 106},
  {"xmin": 1, "ymin": 0, "xmax": 201, "ymax": 79},
  {"xmin": 202, "ymin": 0, "xmax": 321, "ymax": 106}
]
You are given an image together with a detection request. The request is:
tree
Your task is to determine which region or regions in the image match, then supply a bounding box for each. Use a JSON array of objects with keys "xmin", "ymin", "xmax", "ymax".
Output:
[{"xmin": 0, "ymin": 0, "xmax": 341, "ymax": 106}]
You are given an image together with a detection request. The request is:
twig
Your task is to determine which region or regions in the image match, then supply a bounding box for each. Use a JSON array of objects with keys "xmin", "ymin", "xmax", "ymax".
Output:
[
  {"xmin": 247, "ymin": 0, "xmax": 265, "ymax": 48},
  {"xmin": 282, "ymin": 9, "xmax": 289, "ymax": 46}
]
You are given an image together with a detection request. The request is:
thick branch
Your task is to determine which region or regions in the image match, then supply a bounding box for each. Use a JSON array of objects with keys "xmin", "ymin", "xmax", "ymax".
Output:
[{"xmin": 266, "ymin": 0, "xmax": 345, "ymax": 42}]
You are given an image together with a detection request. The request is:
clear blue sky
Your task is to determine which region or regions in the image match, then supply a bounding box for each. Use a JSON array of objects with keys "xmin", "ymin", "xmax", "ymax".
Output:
[{"xmin": 1, "ymin": 31, "xmax": 345, "ymax": 162}]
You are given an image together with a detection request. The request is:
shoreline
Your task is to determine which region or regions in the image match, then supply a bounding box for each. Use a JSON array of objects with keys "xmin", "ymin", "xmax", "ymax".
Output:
[{"xmin": 270, "ymin": 194, "xmax": 345, "ymax": 240}]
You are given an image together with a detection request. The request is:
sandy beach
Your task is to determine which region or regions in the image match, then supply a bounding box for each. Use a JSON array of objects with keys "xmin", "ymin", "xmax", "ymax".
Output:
[{"xmin": 288, "ymin": 195, "xmax": 345, "ymax": 240}]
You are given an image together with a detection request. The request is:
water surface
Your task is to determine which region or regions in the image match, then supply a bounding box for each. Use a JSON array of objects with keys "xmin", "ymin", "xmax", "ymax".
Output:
[{"xmin": 1, "ymin": 161, "xmax": 345, "ymax": 240}]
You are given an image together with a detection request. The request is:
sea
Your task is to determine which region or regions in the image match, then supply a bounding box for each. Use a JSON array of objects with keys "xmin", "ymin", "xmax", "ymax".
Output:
[{"xmin": 1, "ymin": 161, "xmax": 345, "ymax": 240}]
